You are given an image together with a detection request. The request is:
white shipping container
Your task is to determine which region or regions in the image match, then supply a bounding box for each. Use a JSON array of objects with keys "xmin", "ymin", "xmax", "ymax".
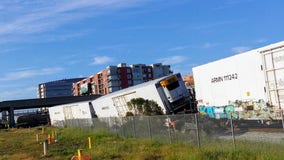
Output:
[
  {"xmin": 193, "ymin": 41, "xmax": 284, "ymax": 109},
  {"xmin": 92, "ymin": 73, "xmax": 191, "ymax": 117},
  {"xmin": 49, "ymin": 101, "xmax": 96, "ymax": 127},
  {"xmin": 92, "ymin": 78, "xmax": 167, "ymax": 117}
]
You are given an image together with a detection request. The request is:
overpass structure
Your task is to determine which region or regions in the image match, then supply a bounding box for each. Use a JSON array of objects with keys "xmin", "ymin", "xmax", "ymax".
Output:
[{"xmin": 0, "ymin": 95, "xmax": 101, "ymax": 127}]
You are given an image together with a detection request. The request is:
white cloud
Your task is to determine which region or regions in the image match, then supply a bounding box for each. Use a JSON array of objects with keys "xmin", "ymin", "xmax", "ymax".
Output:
[
  {"xmin": 255, "ymin": 38, "xmax": 267, "ymax": 43},
  {"xmin": 0, "ymin": 0, "xmax": 149, "ymax": 43},
  {"xmin": 0, "ymin": 47, "xmax": 19, "ymax": 54},
  {"xmin": 41, "ymin": 32, "xmax": 90, "ymax": 42},
  {"xmin": 214, "ymin": 0, "xmax": 254, "ymax": 10},
  {"xmin": 0, "ymin": 86, "xmax": 37, "ymax": 101},
  {"xmin": 97, "ymin": 44, "xmax": 126, "ymax": 51},
  {"xmin": 90, "ymin": 56, "xmax": 115, "ymax": 65},
  {"xmin": 157, "ymin": 55, "xmax": 187, "ymax": 65},
  {"xmin": 201, "ymin": 42, "xmax": 217, "ymax": 48},
  {"xmin": 168, "ymin": 46, "xmax": 188, "ymax": 51},
  {"xmin": 231, "ymin": 46, "xmax": 251, "ymax": 54},
  {"xmin": 193, "ymin": 20, "xmax": 241, "ymax": 30},
  {"xmin": 0, "ymin": 67, "xmax": 63, "ymax": 81}
]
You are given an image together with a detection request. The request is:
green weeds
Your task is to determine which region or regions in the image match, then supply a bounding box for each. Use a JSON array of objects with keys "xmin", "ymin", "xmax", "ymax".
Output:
[{"xmin": 0, "ymin": 127, "xmax": 283, "ymax": 160}]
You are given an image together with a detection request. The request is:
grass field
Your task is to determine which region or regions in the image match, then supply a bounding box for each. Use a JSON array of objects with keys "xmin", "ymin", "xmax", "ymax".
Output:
[{"xmin": 0, "ymin": 127, "xmax": 283, "ymax": 160}]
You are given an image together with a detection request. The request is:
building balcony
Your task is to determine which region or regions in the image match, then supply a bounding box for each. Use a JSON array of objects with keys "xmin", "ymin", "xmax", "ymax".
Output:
[{"xmin": 108, "ymin": 75, "xmax": 119, "ymax": 80}]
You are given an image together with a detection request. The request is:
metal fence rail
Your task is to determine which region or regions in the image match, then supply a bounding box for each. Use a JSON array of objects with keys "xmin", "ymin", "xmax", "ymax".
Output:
[{"xmin": 60, "ymin": 114, "xmax": 284, "ymax": 148}]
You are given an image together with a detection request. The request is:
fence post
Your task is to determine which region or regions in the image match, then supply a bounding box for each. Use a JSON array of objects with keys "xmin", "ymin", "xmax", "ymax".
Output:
[
  {"xmin": 36, "ymin": 134, "xmax": 39, "ymax": 142},
  {"xmin": 230, "ymin": 116, "xmax": 236, "ymax": 151},
  {"xmin": 195, "ymin": 114, "xmax": 200, "ymax": 148},
  {"xmin": 132, "ymin": 116, "xmax": 137, "ymax": 138},
  {"xmin": 88, "ymin": 137, "xmax": 92, "ymax": 149},
  {"xmin": 114, "ymin": 117, "xmax": 118, "ymax": 136},
  {"xmin": 77, "ymin": 149, "xmax": 82, "ymax": 160},
  {"xmin": 166, "ymin": 116, "xmax": 172, "ymax": 144},
  {"xmin": 48, "ymin": 134, "xmax": 51, "ymax": 144},
  {"xmin": 121, "ymin": 117, "xmax": 125, "ymax": 137},
  {"xmin": 41, "ymin": 127, "xmax": 45, "ymax": 135},
  {"xmin": 147, "ymin": 116, "xmax": 152, "ymax": 139},
  {"xmin": 55, "ymin": 131, "xmax": 58, "ymax": 143},
  {"xmin": 108, "ymin": 117, "xmax": 111, "ymax": 131},
  {"xmin": 43, "ymin": 140, "xmax": 48, "ymax": 157},
  {"xmin": 281, "ymin": 109, "xmax": 284, "ymax": 132},
  {"xmin": 51, "ymin": 131, "xmax": 55, "ymax": 140}
]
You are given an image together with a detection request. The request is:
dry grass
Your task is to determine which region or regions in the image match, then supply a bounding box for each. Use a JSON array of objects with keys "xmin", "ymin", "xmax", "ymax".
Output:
[{"xmin": 0, "ymin": 127, "xmax": 283, "ymax": 160}]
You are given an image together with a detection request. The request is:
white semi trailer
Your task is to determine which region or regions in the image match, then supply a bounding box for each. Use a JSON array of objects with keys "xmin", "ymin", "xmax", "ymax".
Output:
[
  {"xmin": 49, "ymin": 101, "xmax": 97, "ymax": 127},
  {"xmin": 92, "ymin": 73, "xmax": 196, "ymax": 117},
  {"xmin": 193, "ymin": 41, "xmax": 284, "ymax": 115}
]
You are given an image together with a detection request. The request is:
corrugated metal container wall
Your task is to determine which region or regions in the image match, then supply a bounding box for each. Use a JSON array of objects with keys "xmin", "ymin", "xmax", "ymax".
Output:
[{"xmin": 193, "ymin": 49, "xmax": 266, "ymax": 106}]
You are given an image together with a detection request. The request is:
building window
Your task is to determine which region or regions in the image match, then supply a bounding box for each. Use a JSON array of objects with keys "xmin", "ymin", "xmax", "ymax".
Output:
[{"xmin": 128, "ymin": 80, "xmax": 132, "ymax": 85}]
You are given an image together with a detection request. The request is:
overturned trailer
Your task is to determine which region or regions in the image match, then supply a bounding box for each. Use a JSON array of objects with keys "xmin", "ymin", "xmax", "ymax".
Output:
[{"xmin": 92, "ymin": 73, "xmax": 197, "ymax": 117}]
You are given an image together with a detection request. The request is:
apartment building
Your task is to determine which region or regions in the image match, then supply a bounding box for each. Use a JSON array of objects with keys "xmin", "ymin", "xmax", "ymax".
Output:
[{"xmin": 73, "ymin": 63, "xmax": 172, "ymax": 96}]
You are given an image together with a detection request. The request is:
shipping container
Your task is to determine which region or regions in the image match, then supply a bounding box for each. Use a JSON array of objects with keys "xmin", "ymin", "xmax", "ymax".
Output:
[
  {"xmin": 49, "ymin": 101, "xmax": 96, "ymax": 127},
  {"xmin": 193, "ymin": 41, "xmax": 284, "ymax": 110},
  {"xmin": 92, "ymin": 73, "xmax": 196, "ymax": 117}
]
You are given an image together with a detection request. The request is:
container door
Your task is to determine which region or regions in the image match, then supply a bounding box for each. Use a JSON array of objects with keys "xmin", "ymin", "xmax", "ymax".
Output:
[
  {"xmin": 262, "ymin": 46, "xmax": 284, "ymax": 109},
  {"xmin": 112, "ymin": 91, "xmax": 137, "ymax": 116},
  {"xmin": 63, "ymin": 106, "xmax": 74, "ymax": 120}
]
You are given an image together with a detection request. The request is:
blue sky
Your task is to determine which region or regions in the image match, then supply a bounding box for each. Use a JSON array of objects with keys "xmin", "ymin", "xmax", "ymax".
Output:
[{"xmin": 0, "ymin": 0, "xmax": 283, "ymax": 101}]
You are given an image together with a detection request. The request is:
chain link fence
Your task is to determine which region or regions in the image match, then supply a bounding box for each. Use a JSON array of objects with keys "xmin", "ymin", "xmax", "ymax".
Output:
[{"xmin": 59, "ymin": 113, "xmax": 284, "ymax": 148}]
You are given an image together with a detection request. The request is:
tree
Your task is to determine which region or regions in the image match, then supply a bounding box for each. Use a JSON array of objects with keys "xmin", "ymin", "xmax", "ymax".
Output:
[
  {"xmin": 147, "ymin": 100, "xmax": 164, "ymax": 115},
  {"xmin": 127, "ymin": 97, "xmax": 145, "ymax": 115},
  {"xmin": 126, "ymin": 98, "xmax": 164, "ymax": 116}
]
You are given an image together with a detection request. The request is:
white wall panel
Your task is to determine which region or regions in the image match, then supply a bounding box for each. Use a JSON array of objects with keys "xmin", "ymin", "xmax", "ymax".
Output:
[{"xmin": 193, "ymin": 49, "xmax": 266, "ymax": 106}]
